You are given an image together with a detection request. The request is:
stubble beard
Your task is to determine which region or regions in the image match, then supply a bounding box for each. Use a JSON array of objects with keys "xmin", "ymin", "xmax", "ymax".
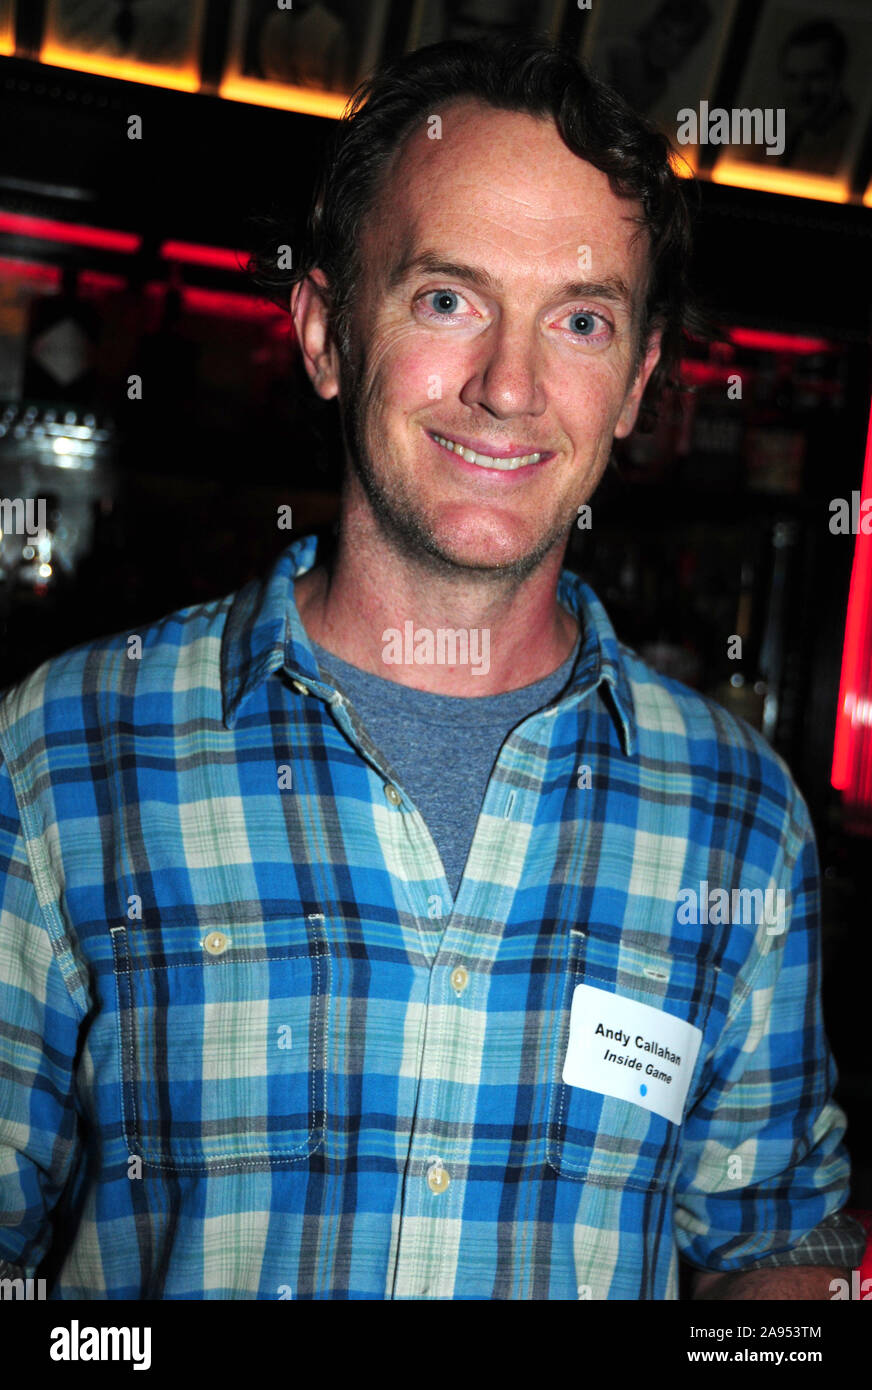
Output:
[{"xmin": 335, "ymin": 344, "xmax": 574, "ymax": 586}]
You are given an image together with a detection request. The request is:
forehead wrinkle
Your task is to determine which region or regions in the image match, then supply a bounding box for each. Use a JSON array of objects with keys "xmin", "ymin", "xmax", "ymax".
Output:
[
  {"xmin": 405, "ymin": 124, "xmax": 639, "ymax": 217},
  {"xmin": 362, "ymin": 107, "xmax": 651, "ymax": 329},
  {"xmin": 404, "ymin": 164, "xmax": 622, "ymax": 233},
  {"xmin": 382, "ymin": 176, "xmax": 648, "ymax": 288}
]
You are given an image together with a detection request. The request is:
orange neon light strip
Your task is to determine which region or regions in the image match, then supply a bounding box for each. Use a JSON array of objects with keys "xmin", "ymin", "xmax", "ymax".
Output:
[
  {"xmin": 712, "ymin": 158, "xmax": 849, "ymax": 205},
  {"xmin": 10, "ymin": 51, "xmax": 870, "ymax": 193},
  {"xmin": 832, "ymin": 396, "xmax": 872, "ymax": 795},
  {"xmin": 38, "ymin": 44, "xmax": 200, "ymax": 92},
  {"xmin": 218, "ymin": 74, "xmax": 348, "ymax": 120}
]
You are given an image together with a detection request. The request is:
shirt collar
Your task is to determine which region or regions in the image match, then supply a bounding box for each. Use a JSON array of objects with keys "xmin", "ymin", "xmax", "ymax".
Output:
[{"xmin": 222, "ymin": 532, "xmax": 636, "ymax": 755}]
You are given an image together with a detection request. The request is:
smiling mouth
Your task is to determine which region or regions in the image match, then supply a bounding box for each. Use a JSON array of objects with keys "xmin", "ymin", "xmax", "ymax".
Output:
[{"xmin": 429, "ymin": 431, "xmax": 547, "ymax": 471}]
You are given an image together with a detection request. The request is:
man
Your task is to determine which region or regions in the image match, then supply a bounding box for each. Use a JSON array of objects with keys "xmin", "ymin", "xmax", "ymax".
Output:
[
  {"xmin": 743, "ymin": 18, "xmax": 855, "ymax": 176},
  {"xmin": 601, "ymin": 0, "xmax": 713, "ymax": 118},
  {"xmin": 0, "ymin": 39, "xmax": 865, "ymax": 1300},
  {"xmin": 255, "ymin": 0, "xmax": 350, "ymax": 94},
  {"xmin": 776, "ymin": 19, "xmax": 854, "ymax": 176}
]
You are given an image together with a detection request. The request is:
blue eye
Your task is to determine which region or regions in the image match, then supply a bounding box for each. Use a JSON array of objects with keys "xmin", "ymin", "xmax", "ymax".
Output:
[
  {"xmin": 569, "ymin": 311, "xmax": 598, "ymax": 336},
  {"xmin": 430, "ymin": 290, "xmax": 460, "ymax": 314}
]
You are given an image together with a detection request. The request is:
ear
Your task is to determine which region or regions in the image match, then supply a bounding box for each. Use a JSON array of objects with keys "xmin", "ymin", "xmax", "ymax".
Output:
[
  {"xmin": 613, "ymin": 328, "xmax": 662, "ymax": 439},
  {"xmin": 290, "ymin": 268, "xmax": 341, "ymax": 401}
]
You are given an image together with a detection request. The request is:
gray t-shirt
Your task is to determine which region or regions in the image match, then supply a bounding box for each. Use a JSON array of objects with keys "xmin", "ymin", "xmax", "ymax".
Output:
[{"xmin": 309, "ymin": 633, "xmax": 581, "ymax": 899}]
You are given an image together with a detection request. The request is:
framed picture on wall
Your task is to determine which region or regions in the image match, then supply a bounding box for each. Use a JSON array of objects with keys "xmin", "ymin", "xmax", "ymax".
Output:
[
  {"xmin": 42, "ymin": 0, "xmax": 206, "ymax": 76},
  {"xmin": 225, "ymin": 0, "xmax": 392, "ymax": 102},
  {"xmin": 713, "ymin": 0, "xmax": 872, "ymax": 195},
  {"xmin": 405, "ymin": 0, "xmax": 566, "ymax": 52},
  {"xmin": 581, "ymin": 0, "xmax": 739, "ymax": 167}
]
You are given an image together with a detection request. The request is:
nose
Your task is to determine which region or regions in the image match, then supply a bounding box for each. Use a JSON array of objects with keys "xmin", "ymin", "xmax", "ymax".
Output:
[{"xmin": 459, "ymin": 316, "xmax": 547, "ymax": 420}]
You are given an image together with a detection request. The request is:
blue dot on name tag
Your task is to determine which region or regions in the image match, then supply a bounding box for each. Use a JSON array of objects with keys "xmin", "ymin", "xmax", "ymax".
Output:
[{"xmin": 640, "ymin": 1084, "xmax": 647, "ymax": 1096}]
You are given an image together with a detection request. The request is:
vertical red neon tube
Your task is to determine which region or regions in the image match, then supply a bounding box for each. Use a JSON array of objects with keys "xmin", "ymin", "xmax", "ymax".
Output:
[{"xmin": 831, "ymin": 397, "xmax": 872, "ymax": 811}]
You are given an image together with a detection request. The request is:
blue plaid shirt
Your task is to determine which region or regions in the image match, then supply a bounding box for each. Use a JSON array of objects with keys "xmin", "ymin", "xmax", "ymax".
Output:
[{"xmin": 0, "ymin": 533, "xmax": 863, "ymax": 1299}]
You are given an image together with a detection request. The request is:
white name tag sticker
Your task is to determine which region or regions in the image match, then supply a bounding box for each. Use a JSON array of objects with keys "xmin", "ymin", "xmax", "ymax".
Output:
[{"xmin": 562, "ymin": 983, "xmax": 703, "ymax": 1125}]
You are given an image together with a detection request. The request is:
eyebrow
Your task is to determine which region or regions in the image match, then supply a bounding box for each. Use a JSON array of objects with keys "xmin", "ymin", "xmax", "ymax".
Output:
[{"xmin": 387, "ymin": 251, "xmax": 636, "ymax": 314}]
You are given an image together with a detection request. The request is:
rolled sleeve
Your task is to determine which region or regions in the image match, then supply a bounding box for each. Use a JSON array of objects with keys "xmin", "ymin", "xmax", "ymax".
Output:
[
  {"xmin": 0, "ymin": 755, "xmax": 81, "ymax": 1277},
  {"xmin": 674, "ymin": 812, "xmax": 856, "ymax": 1272}
]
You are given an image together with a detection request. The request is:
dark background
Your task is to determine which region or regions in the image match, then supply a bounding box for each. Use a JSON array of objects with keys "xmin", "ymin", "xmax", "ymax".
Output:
[{"xmin": 0, "ymin": 0, "xmax": 871, "ymax": 1224}]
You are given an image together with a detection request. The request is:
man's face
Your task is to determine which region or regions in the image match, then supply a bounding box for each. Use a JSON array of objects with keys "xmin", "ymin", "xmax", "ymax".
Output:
[
  {"xmin": 781, "ymin": 41, "xmax": 840, "ymax": 120},
  {"xmin": 326, "ymin": 100, "xmax": 660, "ymax": 579}
]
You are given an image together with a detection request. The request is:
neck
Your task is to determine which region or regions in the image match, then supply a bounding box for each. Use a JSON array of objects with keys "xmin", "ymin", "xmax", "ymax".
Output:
[{"xmin": 295, "ymin": 509, "xmax": 578, "ymax": 698}]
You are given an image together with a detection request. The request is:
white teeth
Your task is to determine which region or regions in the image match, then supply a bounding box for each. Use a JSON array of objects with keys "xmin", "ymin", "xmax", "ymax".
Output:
[{"xmin": 432, "ymin": 433, "xmax": 542, "ymax": 470}]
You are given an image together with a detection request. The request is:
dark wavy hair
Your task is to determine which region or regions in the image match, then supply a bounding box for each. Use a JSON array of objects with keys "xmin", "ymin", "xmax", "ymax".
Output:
[{"xmin": 248, "ymin": 36, "xmax": 709, "ymax": 425}]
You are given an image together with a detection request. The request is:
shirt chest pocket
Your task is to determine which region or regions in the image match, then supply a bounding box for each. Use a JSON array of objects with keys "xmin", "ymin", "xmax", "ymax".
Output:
[
  {"xmin": 109, "ymin": 914, "xmax": 330, "ymax": 1171},
  {"xmin": 546, "ymin": 932, "xmax": 719, "ymax": 1190}
]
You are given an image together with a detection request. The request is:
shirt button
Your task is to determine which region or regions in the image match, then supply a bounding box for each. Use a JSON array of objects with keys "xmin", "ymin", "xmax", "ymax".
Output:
[
  {"xmin": 427, "ymin": 1160, "xmax": 450, "ymax": 1194},
  {"xmin": 450, "ymin": 966, "xmax": 469, "ymax": 995},
  {"xmin": 291, "ymin": 680, "xmax": 308, "ymax": 695},
  {"xmin": 384, "ymin": 784, "xmax": 402, "ymax": 807},
  {"xmin": 203, "ymin": 930, "xmax": 230, "ymax": 956}
]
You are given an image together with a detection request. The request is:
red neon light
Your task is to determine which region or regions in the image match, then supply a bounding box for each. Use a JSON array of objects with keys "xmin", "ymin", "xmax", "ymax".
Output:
[
  {"xmin": 0, "ymin": 257, "xmax": 60, "ymax": 286},
  {"xmin": 180, "ymin": 286, "xmax": 285, "ymax": 320},
  {"xmin": 680, "ymin": 361, "xmax": 738, "ymax": 387},
  {"xmin": 832, "ymin": 396, "xmax": 872, "ymax": 808},
  {"xmin": 79, "ymin": 270, "xmax": 128, "ymax": 293},
  {"xmin": 160, "ymin": 240, "xmax": 246, "ymax": 271},
  {"xmin": 0, "ymin": 212, "xmax": 140, "ymax": 254},
  {"xmin": 728, "ymin": 327, "xmax": 832, "ymax": 355}
]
